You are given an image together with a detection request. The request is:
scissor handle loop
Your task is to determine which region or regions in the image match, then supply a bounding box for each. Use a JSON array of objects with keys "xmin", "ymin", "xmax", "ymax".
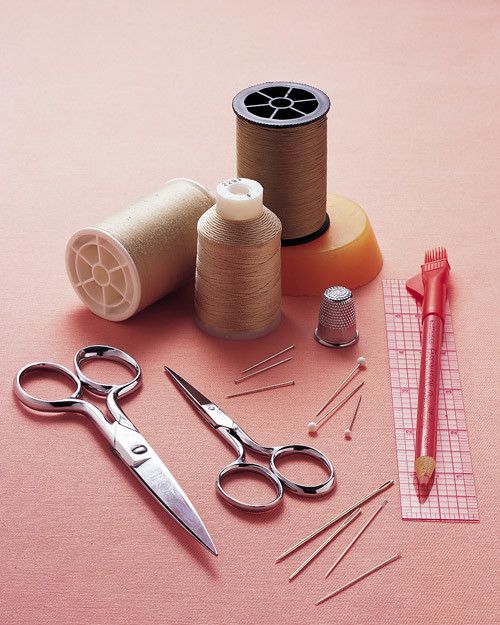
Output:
[
  {"xmin": 216, "ymin": 462, "xmax": 284, "ymax": 512},
  {"xmin": 74, "ymin": 345, "xmax": 141, "ymax": 397},
  {"xmin": 270, "ymin": 444, "xmax": 335, "ymax": 496},
  {"xmin": 14, "ymin": 362, "xmax": 83, "ymax": 412}
]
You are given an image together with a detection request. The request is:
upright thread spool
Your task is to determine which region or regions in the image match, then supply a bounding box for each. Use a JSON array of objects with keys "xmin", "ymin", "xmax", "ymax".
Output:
[
  {"xmin": 194, "ymin": 178, "xmax": 282, "ymax": 340},
  {"xmin": 233, "ymin": 82, "xmax": 330, "ymax": 243},
  {"xmin": 66, "ymin": 178, "xmax": 214, "ymax": 321}
]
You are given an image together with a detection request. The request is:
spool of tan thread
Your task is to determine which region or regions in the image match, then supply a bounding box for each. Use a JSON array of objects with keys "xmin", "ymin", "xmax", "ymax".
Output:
[
  {"xmin": 233, "ymin": 82, "xmax": 330, "ymax": 243},
  {"xmin": 194, "ymin": 178, "xmax": 282, "ymax": 340},
  {"xmin": 66, "ymin": 178, "xmax": 214, "ymax": 321}
]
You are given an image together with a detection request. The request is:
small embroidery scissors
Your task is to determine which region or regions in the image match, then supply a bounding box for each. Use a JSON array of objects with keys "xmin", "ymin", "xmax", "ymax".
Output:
[
  {"xmin": 14, "ymin": 345, "xmax": 217, "ymax": 555},
  {"xmin": 165, "ymin": 367, "xmax": 335, "ymax": 512}
]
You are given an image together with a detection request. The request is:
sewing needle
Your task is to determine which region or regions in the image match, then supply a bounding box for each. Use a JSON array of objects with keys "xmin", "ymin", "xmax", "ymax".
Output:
[
  {"xmin": 289, "ymin": 509, "xmax": 361, "ymax": 581},
  {"xmin": 275, "ymin": 480, "xmax": 394, "ymax": 562},
  {"xmin": 325, "ymin": 500, "xmax": 388, "ymax": 577},
  {"xmin": 226, "ymin": 380, "xmax": 295, "ymax": 398},
  {"xmin": 234, "ymin": 357, "xmax": 292, "ymax": 384},
  {"xmin": 240, "ymin": 345, "xmax": 295, "ymax": 373},
  {"xmin": 315, "ymin": 554, "xmax": 402, "ymax": 605}
]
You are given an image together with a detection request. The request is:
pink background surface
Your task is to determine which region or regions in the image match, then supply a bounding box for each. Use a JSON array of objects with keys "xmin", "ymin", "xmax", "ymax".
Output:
[{"xmin": 1, "ymin": 2, "xmax": 499, "ymax": 624}]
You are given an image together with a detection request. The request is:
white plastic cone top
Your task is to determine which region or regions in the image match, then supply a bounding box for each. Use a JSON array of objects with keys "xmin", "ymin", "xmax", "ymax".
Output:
[{"xmin": 215, "ymin": 178, "xmax": 264, "ymax": 221}]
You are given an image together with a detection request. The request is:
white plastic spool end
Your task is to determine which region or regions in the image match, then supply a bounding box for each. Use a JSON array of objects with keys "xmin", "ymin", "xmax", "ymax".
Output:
[
  {"xmin": 65, "ymin": 228, "xmax": 141, "ymax": 321},
  {"xmin": 215, "ymin": 178, "xmax": 264, "ymax": 221}
]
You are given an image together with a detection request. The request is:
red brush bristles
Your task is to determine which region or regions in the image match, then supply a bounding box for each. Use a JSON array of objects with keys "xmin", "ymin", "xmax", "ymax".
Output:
[
  {"xmin": 424, "ymin": 247, "xmax": 448, "ymax": 264},
  {"xmin": 407, "ymin": 248, "xmax": 450, "ymax": 301}
]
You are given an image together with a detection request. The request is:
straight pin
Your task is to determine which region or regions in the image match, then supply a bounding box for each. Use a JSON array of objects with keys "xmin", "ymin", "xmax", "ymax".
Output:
[
  {"xmin": 325, "ymin": 500, "xmax": 388, "ymax": 578},
  {"xmin": 315, "ymin": 357, "xmax": 366, "ymax": 417},
  {"xmin": 344, "ymin": 395, "xmax": 362, "ymax": 439},
  {"xmin": 288, "ymin": 509, "xmax": 361, "ymax": 581},
  {"xmin": 308, "ymin": 382, "xmax": 364, "ymax": 433},
  {"xmin": 240, "ymin": 344, "xmax": 295, "ymax": 373},
  {"xmin": 275, "ymin": 480, "xmax": 394, "ymax": 562},
  {"xmin": 234, "ymin": 357, "xmax": 292, "ymax": 384},
  {"xmin": 315, "ymin": 554, "xmax": 402, "ymax": 605},
  {"xmin": 226, "ymin": 380, "xmax": 295, "ymax": 398}
]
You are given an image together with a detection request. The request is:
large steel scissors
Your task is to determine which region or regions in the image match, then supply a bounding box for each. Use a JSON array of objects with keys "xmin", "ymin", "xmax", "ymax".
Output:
[
  {"xmin": 14, "ymin": 345, "xmax": 217, "ymax": 555},
  {"xmin": 165, "ymin": 367, "xmax": 335, "ymax": 512}
]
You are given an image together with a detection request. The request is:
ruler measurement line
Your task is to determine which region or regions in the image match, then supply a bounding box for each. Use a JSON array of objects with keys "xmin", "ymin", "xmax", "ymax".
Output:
[
  {"xmin": 390, "ymin": 386, "xmax": 462, "ymax": 390},
  {"xmin": 382, "ymin": 279, "xmax": 479, "ymax": 522},
  {"xmin": 398, "ymin": 470, "xmax": 474, "ymax": 476}
]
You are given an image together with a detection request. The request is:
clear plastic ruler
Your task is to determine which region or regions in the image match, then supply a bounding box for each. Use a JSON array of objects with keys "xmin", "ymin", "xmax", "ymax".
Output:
[{"xmin": 382, "ymin": 279, "xmax": 479, "ymax": 521}]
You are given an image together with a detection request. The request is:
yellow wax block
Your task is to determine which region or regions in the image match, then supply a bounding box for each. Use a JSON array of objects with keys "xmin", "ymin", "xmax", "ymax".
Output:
[{"xmin": 281, "ymin": 194, "xmax": 383, "ymax": 296}]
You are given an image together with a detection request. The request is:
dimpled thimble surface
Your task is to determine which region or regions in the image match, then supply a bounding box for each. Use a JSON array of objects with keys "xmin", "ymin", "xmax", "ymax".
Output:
[{"xmin": 314, "ymin": 286, "xmax": 359, "ymax": 348}]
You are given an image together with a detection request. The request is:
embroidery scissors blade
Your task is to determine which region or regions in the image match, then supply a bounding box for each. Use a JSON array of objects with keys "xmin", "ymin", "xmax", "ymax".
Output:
[
  {"xmin": 165, "ymin": 367, "xmax": 216, "ymax": 412},
  {"xmin": 164, "ymin": 366, "xmax": 242, "ymax": 432},
  {"xmin": 164, "ymin": 367, "xmax": 335, "ymax": 512},
  {"xmin": 14, "ymin": 345, "xmax": 217, "ymax": 556}
]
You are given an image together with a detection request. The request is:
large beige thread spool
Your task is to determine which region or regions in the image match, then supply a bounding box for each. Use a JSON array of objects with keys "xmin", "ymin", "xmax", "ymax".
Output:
[
  {"xmin": 66, "ymin": 178, "xmax": 214, "ymax": 321},
  {"xmin": 234, "ymin": 82, "xmax": 383, "ymax": 294},
  {"xmin": 194, "ymin": 178, "xmax": 282, "ymax": 339},
  {"xmin": 233, "ymin": 82, "xmax": 330, "ymax": 243}
]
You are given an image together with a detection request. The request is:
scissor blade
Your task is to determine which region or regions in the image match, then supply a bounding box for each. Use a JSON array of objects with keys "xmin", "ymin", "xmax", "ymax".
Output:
[
  {"xmin": 164, "ymin": 367, "xmax": 213, "ymax": 409},
  {"xmin": 132, "ymin": 453, "xmax": 217, "ymax": 556}
]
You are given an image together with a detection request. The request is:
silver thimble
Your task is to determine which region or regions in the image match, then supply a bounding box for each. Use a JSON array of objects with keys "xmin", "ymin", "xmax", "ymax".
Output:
[{"xmin": 314, "ymin": 286, "xmax": 359, "ymax": 348}]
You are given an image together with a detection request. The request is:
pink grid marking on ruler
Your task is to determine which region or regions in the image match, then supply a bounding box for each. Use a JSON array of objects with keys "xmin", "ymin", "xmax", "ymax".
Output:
[{"xmin": 382, "ymin": 279, "xmax": 479, "ymax": 522}]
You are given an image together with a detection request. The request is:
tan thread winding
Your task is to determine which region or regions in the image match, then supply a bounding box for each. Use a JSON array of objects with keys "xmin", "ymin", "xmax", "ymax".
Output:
[
  {"xmin": 97, "ymin": 179, "xmax": 214, "ymax": 311},
  {"xmin": 236, "ymin": 116, "xmax": 328, "ymax": 240},
  {"xmin": 195, "ymin": 206, "xmax": 282, "ymax": 339}
]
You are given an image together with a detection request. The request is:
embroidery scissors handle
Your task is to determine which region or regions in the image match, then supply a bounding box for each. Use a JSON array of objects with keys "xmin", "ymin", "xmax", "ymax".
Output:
[
  {"xmin": 165, "ymin": 367, "xmax": 335, "ymax": 512},
  {"xmin": 217, "ymin": 422, "xmax": 334, "ymax": 511},
  {"xmin": 14, "ymin": 345, "xmax": 141, "ymax": 444}
]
